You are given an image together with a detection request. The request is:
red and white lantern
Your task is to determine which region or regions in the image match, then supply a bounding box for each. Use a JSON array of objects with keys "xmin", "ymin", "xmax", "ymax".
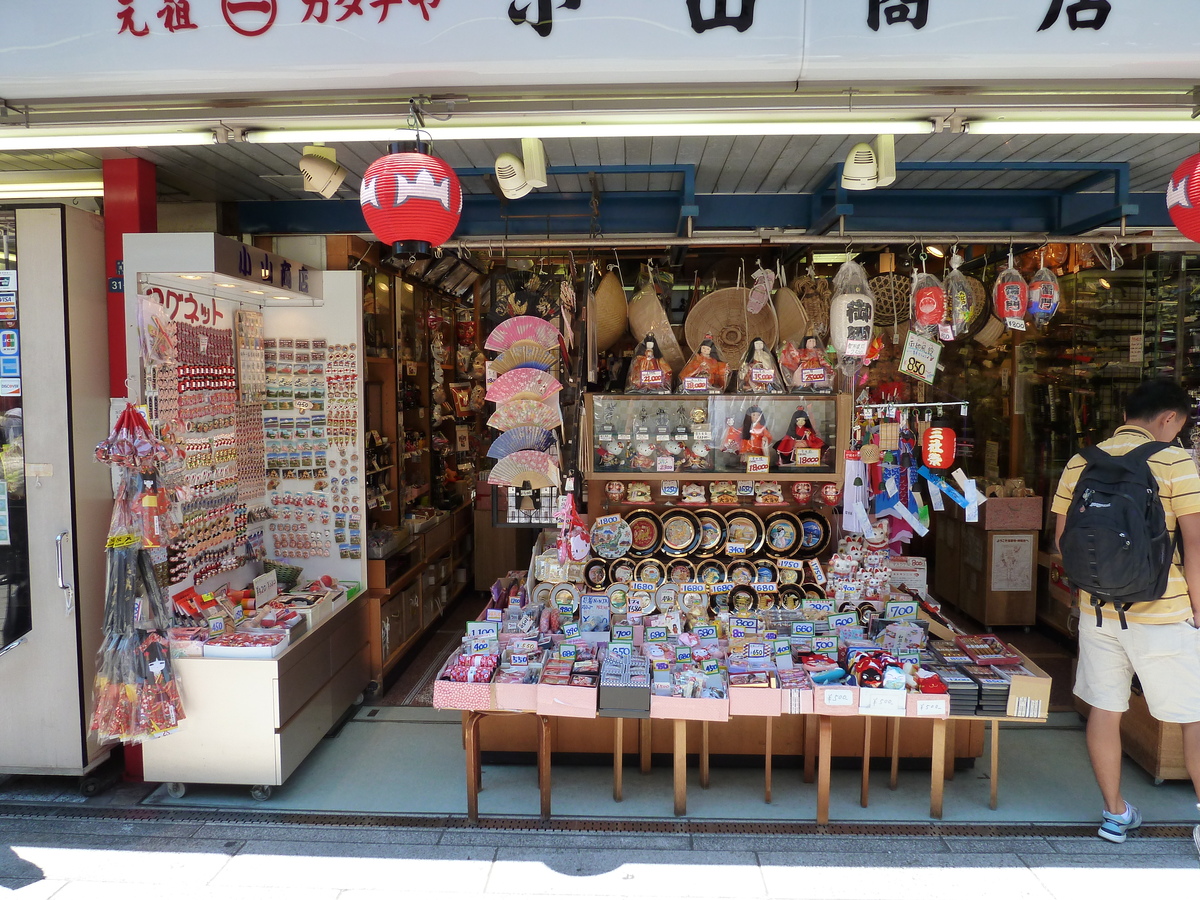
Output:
[
  {"xmin": 1167, "ymin": 152, "xmax": 1200, "ymax": 242},
  {"xmin": 360, "ymin": 146, "xmax": 463, "ymax": 258},
  {"xmin": 922, "ymin": 426, "xmax": 956, "ymax": 470},
  {"xmin": 913, "ymin": 283, "xmax": 946, "ymax": 328}
]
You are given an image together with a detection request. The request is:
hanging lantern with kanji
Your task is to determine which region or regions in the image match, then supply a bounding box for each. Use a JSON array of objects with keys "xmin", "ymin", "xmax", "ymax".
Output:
[
  {"xmin": 922, "ymin": 426, "xmax": 956, "ymax": 470},
  {"xmin": 1168, "ymin": 152, "xmax": 1200, "ymax": 243},
  {"xmin": 360, "ymin": 142, "xmax": 463, "ymax": 259}
]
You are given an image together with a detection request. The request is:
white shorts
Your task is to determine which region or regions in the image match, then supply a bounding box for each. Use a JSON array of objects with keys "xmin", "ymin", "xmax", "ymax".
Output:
[{"xmin": 1074, "ymin": 616, "xmax": 1200, "ymax": 723}]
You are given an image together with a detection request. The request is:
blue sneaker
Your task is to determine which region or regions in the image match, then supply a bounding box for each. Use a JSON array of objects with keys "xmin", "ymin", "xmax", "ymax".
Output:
[{"xmin": 1098, "ymin": 802, "xmax": 1141, "ymax": 843}]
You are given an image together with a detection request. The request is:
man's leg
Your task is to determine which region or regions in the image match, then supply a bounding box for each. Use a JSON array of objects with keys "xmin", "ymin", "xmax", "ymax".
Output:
[{"xmin": 1087, "ymin": 708, "xmax": 1127, "ymax": 815}]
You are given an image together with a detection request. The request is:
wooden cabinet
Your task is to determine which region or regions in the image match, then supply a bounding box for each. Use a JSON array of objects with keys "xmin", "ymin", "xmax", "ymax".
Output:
[{"xmin": 933, "ymin": 510, "xmax": 1040, "ymax": 627}]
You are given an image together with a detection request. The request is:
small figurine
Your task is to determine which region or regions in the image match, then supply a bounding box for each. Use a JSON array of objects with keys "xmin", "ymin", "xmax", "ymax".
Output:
[
  {"xmin": 710, "ymin": 481, "xmax": 738, "ymax": 504},
  {"xmin": 627, "ymin": 482, "xmax": 653, "ymax": 504},
  {"xmin": 755, "ymin": 481, "xmax": 784, "ymax": 505},
  {"xmin": 737, "ymin": 336, "xmax": 784, "ymax": 393},
  {"xmin": 791, "ymin": 481, "xmax": 814, "ymax": 505},
  {"xmin": 681, "ymin": 483, "xmax": 707, "ymax": 504},
  {"xmin": 791, "ymin": 335, "xmax": 835, "ymax": 393},
  {"xmin": 678, "ymin": 334, "xmax": 729, "ymax": 393},
  {"xmin": 740, "ymin": 406, "xmax": 773, "ymax": 459},
  {"xmin": 775, "ymin": 407, "xmax": 826, "ymax": 466},
  {"xmin": 627, "ymin": 335, "xmax": 673, "ymax": 394},
  {"xmin": 630, "ymin": 441, "xmax": 656, "ymax": 471},
  {"xmin": 605, "ymin": 481, "xmax": 627, "ymax": 503},
  {"xmin": 681, "ymin": 441, "xmax": 712, "ymax": 470},
  {"xmin": 690, "ymin": 407, "xmax": 708, "ymax": 426}
]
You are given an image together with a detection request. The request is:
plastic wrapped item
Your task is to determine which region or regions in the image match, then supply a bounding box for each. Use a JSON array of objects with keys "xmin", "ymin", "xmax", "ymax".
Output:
[
  {"xmin": 1028, "ymin": 266, "xmax": 1061, "ymax": 326},
  {"xmin": 677, "ymin": 334, "xmax": 729, "ymax": 393},
  {"xmin": 944, "ymin": 255, "xmax": 973, "ymax": 337},
  {"xmin": 829, "ymin": 260, "xmax": 875, "ymax": 362},
  {"xmin": 788, "ymin": 336, "xmax": 835, "ymax": 393},
  {"xmin": 993, "ymin": 263, "xmax": 1029, "ymax": 329},
  {"xmin": 95, "ymin": 403, "xmax": 171, "ymax": 469},
  {"xmin": 626, "ymin": 333, "xmax": 674, "ymax": 394},
  {"xmin": 736, "ymin": 336, "xmax": 785, "ymax": 393},
  {"xmin": 910, "ymin": 271, "xmax": 946, "ymax": 335},
  {"xmin": 737, "ymin": 405, "xmax": 773, "ymax": 460}
]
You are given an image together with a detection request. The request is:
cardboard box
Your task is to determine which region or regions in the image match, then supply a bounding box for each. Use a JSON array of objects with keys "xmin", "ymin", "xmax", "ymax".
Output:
[
  {"xmin": 812, "ymin": 685, "xmax": 859, "ymax": 716},
  {"xmin": 906, "ymin": 692, "xmax": 950, "ymax": 719},
  {"xmin": 1004, "ymin": 649, "xmax": 1052, "ymax": 720},
  {"xmin": 536, "ymin": 684, "xmax": 597, "ymax": 718},
  {"xmin": 492, "ymin": 680, "xmax": 539, "ymax": 713},
  {"xmin": 781, "ymin": 688, "xmax": 815, "ymax": 715},
  {"xmin": 729, "ymin": 685, "xmax": 783, "ymax": 717},
  {"xmin": 432, "ymin": 679, "xmax": 494, "ymax": 711},
  {"xmin": 858, "ymin": 687, "xmax": 909, "ymax": 716},
  {"xmin": 650, "ymin": 694, "xmax": 730, "ymax": 722}
]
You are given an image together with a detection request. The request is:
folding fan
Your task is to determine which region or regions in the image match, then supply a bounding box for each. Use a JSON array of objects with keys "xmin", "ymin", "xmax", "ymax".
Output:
[
  {"xmin": 487, "ymin": 426, "xmax": 556, "ymax": 459},
  {"xmin": 491, "ymin": 344, "xmax": 556, "ymax": 374},
  {"xmin": 484, "ymin": 315, "xmax": 563, "ymax": 352},
  {"xmin": 485, "ymin": 368, "xmax": 563, "ymax": 403},
  {"xmin": 487, "ymin": 398, "xmax": 562, "ymax": 431},
  {"xmin": 487, "ymin": 450, "xmax": 561, "ymax": 489}
]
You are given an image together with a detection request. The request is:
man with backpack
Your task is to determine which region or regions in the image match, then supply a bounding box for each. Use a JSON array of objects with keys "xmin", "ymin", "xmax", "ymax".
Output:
[{"xmin": 1052, "ymin": 379, "xmax": 1200, "ymax": 850}]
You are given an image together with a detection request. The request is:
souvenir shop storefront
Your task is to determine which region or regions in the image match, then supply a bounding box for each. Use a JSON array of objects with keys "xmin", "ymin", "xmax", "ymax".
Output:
[{"xmin": 1, "ymin": 2, "xmax": 1199, "ymax": 820}]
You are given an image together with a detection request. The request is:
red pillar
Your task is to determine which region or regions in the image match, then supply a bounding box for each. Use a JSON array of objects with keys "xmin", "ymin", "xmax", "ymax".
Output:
[
  {"xmin": 102, "ymin": 158, "xmax": 155, "ymax": 781},
  {"xmin": 103, "ymin": 158, "xmax": 157, "ymax": 399}
]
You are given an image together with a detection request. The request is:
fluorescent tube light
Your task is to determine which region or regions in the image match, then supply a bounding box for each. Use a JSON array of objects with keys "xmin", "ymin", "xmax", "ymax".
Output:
[
  {"xmin": 0, "ymin": 170, "xmax": 105, "ymax": 198},
  {"xmin": 0, "ymin": 131, "xmax": 214, "ymax": 151},
  {"xmin": 970, "ymin": 119, "xmax": 1200, "ymax": 135}
]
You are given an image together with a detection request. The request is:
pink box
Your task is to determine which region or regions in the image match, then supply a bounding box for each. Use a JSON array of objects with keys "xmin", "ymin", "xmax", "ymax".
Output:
[
  {"xmin": 812, "ymin": 685, "xmax": 859, "ymax": 716},
  {"xmin": 906, "ymin": 692, "xmax": 950, "ymax": 719},
  {"xmin": 729, "ymin": 686, "xmax": 783, "ymax": 717},
  {"xmin": 536, "ymin": 684, "xmax": 597, "ymax": 718},
  {"xmin": 493, "ymin": 681, "xmax": 539, "ymax": 713},
  {"xmin": 432, "ymin": 680, "xmax": 494, "ymax": 711},
  {"xmin": 650, "ymin": 694, "xmax": 731, "ymax": 722},
  {"xmin": 780, "ymin": 687, "xmax": 815, "ymax": 715}
]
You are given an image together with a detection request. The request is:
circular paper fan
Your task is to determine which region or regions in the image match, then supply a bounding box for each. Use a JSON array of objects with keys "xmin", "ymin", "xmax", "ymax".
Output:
[
  {"xmin": 487, "ymin": 449, "xmax": 561, "ymax": 488},
  {"xmin": 491, "ymin": 343, "xmax": 556, "ymax": 374},
  {"xmin": 487, "ymin": 398, "xmax": 562, "ymax": 431},
  {"xmin": 487, "ymin": 426, "xmax": 556, "ymax": 459},
  {"xmin": 485, "ymin": 368, "xmax": 563, "ymax": 403},
  {"xmin": 484, "ymin": 315, "xmax": 563, "ymax": 352}
]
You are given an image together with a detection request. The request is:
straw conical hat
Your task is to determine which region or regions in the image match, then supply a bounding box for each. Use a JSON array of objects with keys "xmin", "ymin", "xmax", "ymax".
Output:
[
  {"xmin": 594, "ymin": 271, "xmax": 627, "ymax": 352},
  {"xmin": 774, "ymin": 284, "xmax": 809, "ymax": 345},
  {"xmin": 628, "ymin": 285, "xmax": 686, "ymax": 372},
  {"xmin": 685, "ymin": 287, "xmax": 778, "ymax": 362}
]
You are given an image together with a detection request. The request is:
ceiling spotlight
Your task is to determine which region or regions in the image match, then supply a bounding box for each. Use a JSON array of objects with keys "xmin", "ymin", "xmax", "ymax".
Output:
[
  {"xmin": 298, "ymin": 144, "xmax": 347, "ymax": 198},
  {"xmin": 1098, "ymin": 278, "xmax": 1112, "ymax": 289},
  {"xmin": 840, "ymin": 135, "xmax": 897, "ymax": 191},
  {"xmin": 925, "ymin": 245, "xmax": 945, "ymax": 258},
  {"xmin": 493, "ymin": 152, "xmax": 532, "ymax": 199}
]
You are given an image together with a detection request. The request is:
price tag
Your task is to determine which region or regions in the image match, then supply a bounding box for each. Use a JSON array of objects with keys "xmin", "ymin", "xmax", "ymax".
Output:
[
  {"xmin": 751, "ymin": 368, "xmax": 774, "ymax": 383},
  {"xmin": 747, "ymin": 643, "xmax": 768, "ymax": 658},
  {"xmin": 562, "ymin": 623, "xmax": 580, "ymax": 638},
  {"xmin": 1005, "ymin": 317, "xmax": 1027, "ymax": 331},
  {"xmin": 764, "ymin": 630, "xmax": 778, "ymax": 640},
  {"xmin": 599, "ymin": 432, "xmax": 613, "ymax": 442},
  {"xmin": 557, "ymin": 601, "xmax": 574, "ymax": 615},
  {"xmin": 642, "ymin": 370, "xmax": 664, "ymax": 385},
  {"xmin": 804, "ymin": 598, "xmax": 834, "ymax": 613},
  {"xmin": 631, "ymin": 581, "xmax": 656, "ymax": 592},
  {"xmin": 756, "ymin": 582, "xmax": 778, "ymax": 593},
  {"xmin": 511, "ymin": 653, "xmax": 530, "ymax": 667},
  {"xmin": 822, "ymin": 688, "xmax": 855, "ymax": 706},
  {"xmin": 682, "ymin": 583, "xmax": 707, "ymax": 593},
  {"xmin": 596, "ymin": 514, "xmax": 621, "ymax": 526},
  {"xmin": 778, "ymin": 559, "xmax": 803, "ymax": 570},
  {"xmin": 694, "ymin": 430, "xmax": 712, "ymax": 442},
  {"xmin": 829, "ymin": 612, "xmax": 858, "ymax": 629},
  {"xmin": 731, "ymin": 627, "xmax": 746, "ymax": 640},
  {"xmin": 609, "ymin": 640, "xmax": 634, "ymax": 656},
  {"xmin": 683, "ymin": 376, "xmax": 708, "ymax": 392},
  {"xmin": 230, "ymin": 606, "xmax": 245, "ymax": 624},
  {"xmin": 653, "ymin": 659, "xmax": 671, "ymax": 672},
  {"xmin": 726, "ymin": 542, "xmax": 747, "ymax": 556},
  {"xmin": 899, "ymin": 651, "xmax": 922, "ymax": 667},
  {"xmin": 732, "ymin": 617, "xmax": 759, "ymax": 631},
  {"xmin": 899, "ymin": 331, "xmax": 941, "ymax": 386},
  {"xmin": 791, "ymin": 622, "xmax": 815, "ymax": 637},
  {"xmin": 737, "ymin": 481, "xmax": 755, "ymax": 496},
  {"xmin": 646, "ymin": 626, "xmax": 669, "ymax": 642},
  {"xmin": 559, "ymin": 644, "xmax": 578, "ymax": 661},
  {"xmin": 808, "ymin": 559, "xmax": 826, "ymax": 585},
  {"xmin": 844, "ymin": 339, "xmax": 870, "ymax": 357},
  {"xmin": 253, "ymin": 570, "xmax": 278, "ymax": 608},
  {"xmin": 486, "ymin": 608, "xmax": 503, "ymax": 621},
  {"xmin": 657, "ymin": 456, "xmax": 676, "ymax": 472},
  {"xmin": 693, "ymin": 625, "xmax": 718, "ymax": 640},
  {"xmin": 612, "ymin": 624, "xmax": 634, "ymax": 642},
  {"xmin": 938, "ymin": 323, "xmax": 955, "ymax": 342},
  {"xmin": 617, "ymin": 433, "xmax": 632, "ymax": 441},
  {"xmin": 710, "ymin": 582, "xmax": 735, "ymax": 593},
  {"xmin": 885, "ymin": 599, "xmax": 918, "ymax": 620},
  {"xmin": 660, "ymin": 481, "xmax": 679, "ymax": 496},
  {"xmin": 676, "ymin": 647, "xmax": 693, "ymax": 662},
  {"xmin": 471, "ymin": 639, "xmax": 493, "ymax": 654},
  {"xmin": 467, "ymin": 621, "xmax": 500, "ymax": 639},
  {"xmin": 746, "ymin": 455, "xmax": 769, "ymax": 474},
  {"xmin": 813, "ymin": 635, "xmax": 839, "ymax": 655},
  {"xmin": 207, "ymin": 615, "xmax": 226, "ymax": 634},
  {"xmin": 915, "ymin": 697, "xmax": 946, "ymax": 717},
  {"xmin": 773, "ymin": 638, "xmax": 791, "ymax": 656},
  {"xmin": 702, "ymin": 659, "xmax": 720, "ymax": 675}
]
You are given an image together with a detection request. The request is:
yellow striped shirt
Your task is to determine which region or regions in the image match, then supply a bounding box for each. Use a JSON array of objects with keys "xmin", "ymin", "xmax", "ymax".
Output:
[{"xmin": 1050, "ymin": 425, "xmax": 1200, "ymax": 624}]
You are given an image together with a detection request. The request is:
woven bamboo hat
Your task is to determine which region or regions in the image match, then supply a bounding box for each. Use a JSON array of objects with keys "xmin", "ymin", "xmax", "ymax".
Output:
[
  {"xmin": 594, "ymin": 270, "xmax": 628, "ymax": 352},
  {"xmin": 684, "ymin": 287, "xmax": 778, "ymax": 362},
  {"xmin": 789, "ymin": 274, "xmax": 833, "ymax": 341},
  {"xmin": 627, "ymin": 284, "xmax": 686, "ymax": 372},
  {"xmin": 774, "ymin": 284, "xmax": 809, "ymax": 345}
]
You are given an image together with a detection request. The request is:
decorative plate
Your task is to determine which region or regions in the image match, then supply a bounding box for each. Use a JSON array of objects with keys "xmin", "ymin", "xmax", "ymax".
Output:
[
  {"xmin": 608, "ymin": 557, "xmax": 636, "ymax": 585},
  {"xmin": 753, "ymin": 559, "xmax": 779, "ymax": 585},
  {"xmin": 724, "ymin": 509, "xmax": 765, "ymax": 555},
  {"xmin": 532, "ymin": 582, "xmax": 555, "ymax": 607},
  {"xmin": 655, "ymin": 583, "xmax": 681, "ymax": 613},
  {"xmin": 660, "ymin": 509, "xmax": 702, "ymax": 557},
  {"xmin": 606, "ymin": 583, "xmax": 630, "ymax": 614},
  {"xmin": 681, "ymin": 589, "xmax": 708, "ymax": 617},
  {"xmin": 696, "ymin": 559, "xmax": 726, "ymax": 586},
  {"xmin": 626, "ymin": 510, "xmax": 662, "ymax": 558},
  {"xmin": 779, "ymin": 585, "xmax": 804, "ymax": 611},
  {"xmin": 694, "ymin": 510, "xmax": 726, "ymax": 556},
  {"xmin": 779, "ymin": 566, "xmax": 800, "ymax": 584},
  {"xmin": 584, "ymin": 559, "xmax": 608, "ymax": 590},
  {"xmin": 629, "ymin": 588, "xmax": 656, "ymax": 617},
  {"xmin": 756, "ymin": 586, "xmax": 777, "ymax": 612},
  {"xmin": 635, "ymin": 558, "xmax": 665, "ymax": 586},
  {"xmin": 591, "ymin": 517, "xmax": 633, "ymax": 559},
  {"xmin": 729, "ymin": 585, "xmax": 758, "ymax": 617},
  {"xmin": 666, "ymin": 558, "xmax": 695, "ymax": 584},
  {"xmin": 763, "ymin": 511, "xmax": 802, "ymax": 557},
  {"xmin": 796, "ymin": 510, "xmax": 831, "ymax": 558},
  {"xmin": 801, "ymin": 582, "xmax": 827, "ymax": 600},
  {"xmin": 710, "ymin": 586, "xmax": 731, "ymax": 612},
  {"xmin": 550, "ymin": 582, "xmax": 580, "ymax": 613},
  {"xmin": 728, "ymin": 560, "xmax": 756, "ymax": 586}
]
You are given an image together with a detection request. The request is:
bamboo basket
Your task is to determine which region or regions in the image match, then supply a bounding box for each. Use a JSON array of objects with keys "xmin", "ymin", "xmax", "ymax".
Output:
[{"xmin": 684, "ymin": 286, "xmax": 778, "ymax": 363}]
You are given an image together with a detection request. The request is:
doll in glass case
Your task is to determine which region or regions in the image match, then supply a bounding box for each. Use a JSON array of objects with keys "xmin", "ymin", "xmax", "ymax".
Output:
[
  {"xmin": 737, "ymin": 336, "xmax": 785, "ymax": 393},
  {"xmin": 739, "ymin": 405, "xmax": 773, "ymax": 460},
  {"xmin": 630, "ymin": 440, "xmax": 657, "ymax": 470},
  {"xmin": 681, "ymin": 440, "xmax": 713, "ymax": 471},
  {"xmin": 626, "ymin": 334, "xmax": 673, "ymax": 394},
  {"xmin": 678, "ymin": 334, "xmax": 729, "ymax": 393},
  {"xmin": 774, "ymin": 407, "xmax": 826, "ymax": 466}
]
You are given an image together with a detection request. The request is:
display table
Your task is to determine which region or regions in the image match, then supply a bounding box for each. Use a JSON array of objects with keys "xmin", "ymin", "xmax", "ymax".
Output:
[{"xmin": 462, "ymin": 710, "xmax": 551, "ymax": 822}]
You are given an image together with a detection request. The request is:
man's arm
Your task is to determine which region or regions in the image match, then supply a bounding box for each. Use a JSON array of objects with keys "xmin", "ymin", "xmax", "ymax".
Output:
[
  {"xmin": 1179, "ymin": 512, "xmax": 1200, "ymax": 623},
  {"xmin": 1053, "ymin": 513, "xmax": 1065, "ymax": 555}
]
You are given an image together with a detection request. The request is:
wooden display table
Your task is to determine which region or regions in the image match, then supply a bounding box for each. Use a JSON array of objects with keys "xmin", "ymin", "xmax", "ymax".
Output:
[{"xmin": 462, "ymin": 710, "xmax": 552, "ymax": 823}]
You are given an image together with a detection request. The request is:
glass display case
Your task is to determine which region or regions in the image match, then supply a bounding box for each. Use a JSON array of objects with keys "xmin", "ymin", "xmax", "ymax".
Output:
[{"xmin": 583, "ymin": 393, "xmax": 850, "ymax": 480}]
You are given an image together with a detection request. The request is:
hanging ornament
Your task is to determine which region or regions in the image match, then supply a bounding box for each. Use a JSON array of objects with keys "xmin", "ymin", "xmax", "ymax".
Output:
[
  {"xmin": 1167, "ymin": 152, "xmax": 1200, "ymax": 242},
  {"xmin": 993, "ymin": 252, "xmax": 1029, "ymax": 330},
  {"xmin": 922, "ymin": 426, "xmax": 956, "ymax": 470},
  {"xmin": 1028, "ymin": 266, "xmax": 1061, "ymax": 326},
  {"xmin": 360, "ymin": 142, "xmax": 463, "ymax": 259},
  {"xmin": 944, "ymin": 249, "xmax": 972, "ymax": 338},
  {"xmin": 910, "ymin": 272, "xmax": 946, "ymax": 333},
  {"xmin": 829, "ymin": 260, "xmax": 875, "ymax": 364}
]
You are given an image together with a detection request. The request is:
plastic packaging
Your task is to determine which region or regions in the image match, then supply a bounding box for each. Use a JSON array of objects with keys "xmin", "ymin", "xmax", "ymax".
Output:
[
  {"xmin": 626, "ymin": 333, "xmax": 674, "ymax": 394},
  {"xmin": 829, "ymin": 260, "xmax": 876, "ymax": 361},
  {"xmin": 1028, "ymin": 266, "xmax": 1061, "ymax": 326},
  {"xmin": 736, "ymin": 336, "xmax": 785, "ymax": 393},
  {"xmin": 677, "ymin": 334, "xmax": 729, "ymax": 393},
  {"xmin": 993, "ymin": 264, "xmax": 1029, "ymax": 329},
  {"xmin": 910, "ymin": 271, "xmax": 946, "ymax": 335}
]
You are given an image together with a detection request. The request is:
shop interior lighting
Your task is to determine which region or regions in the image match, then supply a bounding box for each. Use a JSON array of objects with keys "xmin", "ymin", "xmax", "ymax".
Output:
[
  {"xmin": 0, "ymin": 131, "xmax": 214, "ymax": 151},
  {"xmin": 140, "ymin": 273, "xmax": 322, "ymax": 308},
  {"xmin": 0, "ymin": 170, "xmax": 104, "ymax": 198},
  {"xmin": 925, "ymin": 245, "xmax": 946, "ymax": 258},
  {"xmin": 969, "ymin": 119, "xmax": 1200, "ymax": 135},
  {"xmin": 1098, "ymin": 278, "xmax": 1112, "ymax": 289}
]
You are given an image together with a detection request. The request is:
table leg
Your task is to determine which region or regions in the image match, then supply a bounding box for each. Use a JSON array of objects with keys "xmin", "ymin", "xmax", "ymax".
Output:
[
  {"xmin": 930, "ymin": 717, "xmax": 947, "ymax": 819},
  {"xmin": 803, "ymin": 714, "xmax": 817, "ymax": 784},
  {"xmin": 464, "ymin": 712, "xmax": 482, "ymax": 823},
  {"xmin": 860, "ymin": 716, "xmax": 872, "ymax": 808},
  {"xmin": 943, "ymin": 719, "xmax": 956, "ymax": 781},
  {"xmin": 639, "ymin": 718, "xmax": 652, "ymax": 774},
  {"xmin": 764, "ymin": 717, "xmax": 773, "ymax": 803},
  {"xmin": 989, "ymin": 719, "xmax": 1000, "ymax": 811},
  {"xmin": 700, "ymin": 721, "xmax": 710, "ymax": 789},
  {"xmin": 889, "ymin": 719, "xmax": 901, "ymax": 790},
  {"xmin": 816, "ymin": 716, "xmax": 832, "ymax": 825},
  {"xmin": 537, "ymin": 715, "xmax": 551, "ymax": 821},
  {"xmin": 613, "ymin": 718, "xmax": 624, "ymax": 802},
  {"xmin": 673, "ymin": 719, "xmax": 687, "ymax": 817}
]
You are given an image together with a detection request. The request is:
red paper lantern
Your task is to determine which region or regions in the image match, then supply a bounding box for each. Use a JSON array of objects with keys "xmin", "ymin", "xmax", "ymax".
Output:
[
  {"xmin": 922, "ymin": 426, "xmax": 956, "ymax": 470},
  {"xmin": 993, "ymin": 277, "xmax": 1028, "ymax": 321},
  {"xmin": 360, "ymin": 147, "xmax": 462, "ymax": 258},
  {"xmin": 1167, "ymin": 152, "xmax": 1200, "ymax": 242},
  {"xmin": 913, "ymin": 284, "xmax": 946, "ymax": 328}
]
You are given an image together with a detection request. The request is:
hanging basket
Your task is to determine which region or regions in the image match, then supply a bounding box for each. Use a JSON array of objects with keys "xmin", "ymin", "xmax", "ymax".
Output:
[
  {"xmin": 964, "ymin": 275, "xmax": 989, "ymax": 337},
  {"xmin": 789, "ymin": 275, "xmax": 833, "ymax": 341},
  {"xmin": 869, "ymin": 273, "xmax": 911, "ymax": 335},
  {"xmin": 774, "ymin": 284, "xmax": 810, "ymax": 345},
  {"xmin": 684, "ymin": 286, "xmax": 778, "ymax": 363},
  {"xmin": 628, "ymin": 284, "xmax": 686, "ymax": 373},
  {"xmin": 593, "ymin": 271, "xmax": 628, "ymax": 353}
]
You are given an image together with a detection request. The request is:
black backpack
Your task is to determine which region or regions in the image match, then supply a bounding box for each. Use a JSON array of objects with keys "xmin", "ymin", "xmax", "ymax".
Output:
[{"xmin": 1059, "ymin": 442, "xmax": 1178, "ymax": 628}]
